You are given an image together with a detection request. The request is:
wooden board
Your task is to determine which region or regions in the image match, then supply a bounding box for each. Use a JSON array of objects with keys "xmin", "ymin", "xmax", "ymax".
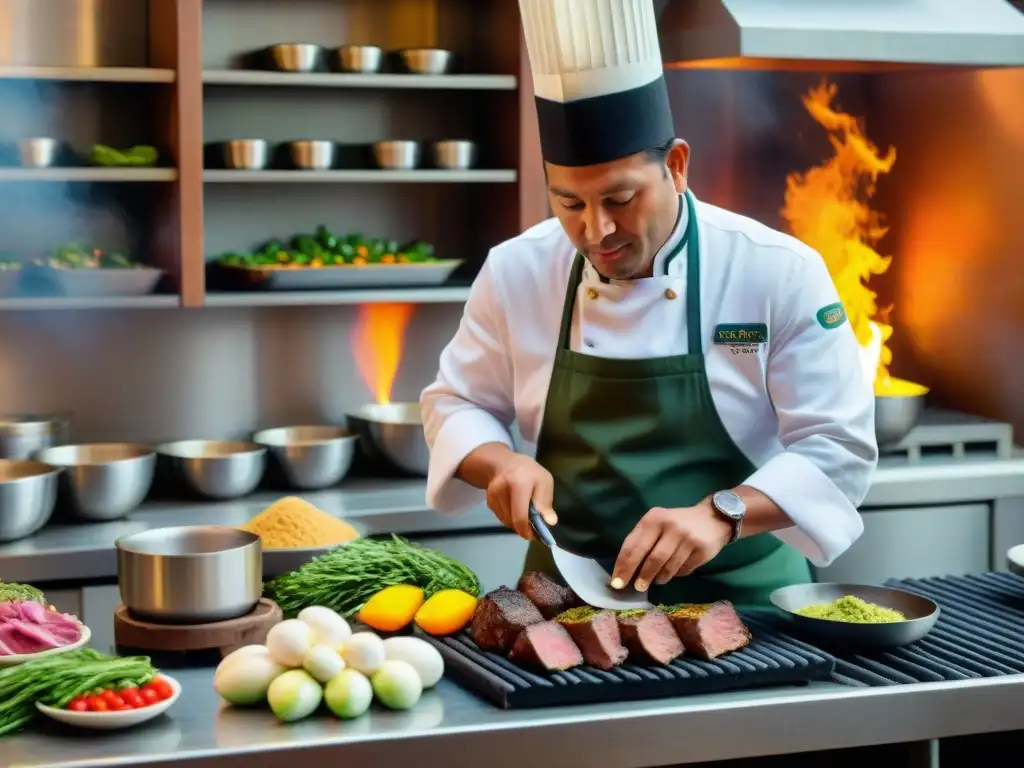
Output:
[{"xmin": 114, "ymin": 598, "xmax": 282, "ymax": 656}]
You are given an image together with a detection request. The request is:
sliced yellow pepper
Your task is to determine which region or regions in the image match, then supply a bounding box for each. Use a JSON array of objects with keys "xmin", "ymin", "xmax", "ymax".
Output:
[
  {"xmin": 357, "ymin": 584, "xmax": 425, "ymax": 632},
  {"xmin": 414, "ymin": 589, "xmax": 478, "ymax": 636}
]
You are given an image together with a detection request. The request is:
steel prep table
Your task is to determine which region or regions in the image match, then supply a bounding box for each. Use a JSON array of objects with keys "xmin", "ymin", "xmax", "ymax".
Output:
[{"xmin": 3, "ymin": 452, "xmax": 1024, "ymax": 766}]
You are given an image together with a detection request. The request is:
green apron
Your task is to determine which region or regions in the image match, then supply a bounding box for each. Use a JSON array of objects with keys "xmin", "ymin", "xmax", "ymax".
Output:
[{"xmin": 524, "ymin": 191, "xmax": 811, "ymax": 608}]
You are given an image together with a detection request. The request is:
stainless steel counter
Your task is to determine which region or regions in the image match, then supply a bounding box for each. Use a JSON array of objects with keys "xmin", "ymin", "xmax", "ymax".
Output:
[
  {"xmin": 4, "ymin": 665, "xmax": 1024, "ymax": 768},
  {"xmin": 3, "ymin": 454, "xmax": 1024, "ymax": 586}
]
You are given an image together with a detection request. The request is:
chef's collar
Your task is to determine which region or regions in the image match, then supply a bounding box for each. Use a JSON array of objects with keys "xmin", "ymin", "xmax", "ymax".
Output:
[{"xmin": 584, "ymin": 193, "xmax": 687, "ymax": 285}]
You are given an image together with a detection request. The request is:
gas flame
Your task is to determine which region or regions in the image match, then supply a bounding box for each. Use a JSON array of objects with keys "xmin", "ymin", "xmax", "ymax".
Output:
[
  {"xmin": 352, "ymin": 303, "xmax": 415, "ymax": 404},
  {"xmin": 782, "ymin": 82, "xmax": 920, "ymax": 395}
]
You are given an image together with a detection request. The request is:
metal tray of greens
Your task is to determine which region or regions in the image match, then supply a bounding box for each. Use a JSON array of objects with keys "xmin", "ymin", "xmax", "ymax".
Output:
[
  {"xmin": 216, "ymin": 227, "xmax": 462, "ymax": 291},
  {"xmin": 33, "ymin": 244, "xmax": 163, "ymax": 298}
]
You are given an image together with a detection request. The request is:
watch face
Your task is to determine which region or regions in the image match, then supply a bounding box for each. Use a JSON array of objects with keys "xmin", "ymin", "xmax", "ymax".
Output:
[{"xmin": 713, "ymin": 490, "xmax": 745, "ymax": 520}]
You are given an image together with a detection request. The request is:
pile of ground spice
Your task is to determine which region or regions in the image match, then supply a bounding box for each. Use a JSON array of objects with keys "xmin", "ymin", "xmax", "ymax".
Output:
[
  {"xmin": 240, "ymin": 496, "xmax": 359, "ymax": 549},
  {"xmin": 794, "ymin": 595, "xmax": 905, "ymax": 624}
]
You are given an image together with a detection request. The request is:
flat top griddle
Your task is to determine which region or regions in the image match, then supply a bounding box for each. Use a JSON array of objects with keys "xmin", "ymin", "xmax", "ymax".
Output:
[{"xmin": 419, "ymin": 614, "xmax": 835, "ymax": 709}]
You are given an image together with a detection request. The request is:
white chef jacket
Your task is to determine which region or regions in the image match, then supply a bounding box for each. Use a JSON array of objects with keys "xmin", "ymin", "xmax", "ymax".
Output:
[{"xmin": 420, "ymin": 194, "xmax": 878, "ymax": 567}]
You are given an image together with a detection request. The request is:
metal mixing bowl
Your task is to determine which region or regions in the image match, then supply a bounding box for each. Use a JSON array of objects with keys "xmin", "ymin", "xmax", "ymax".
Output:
[
  {"xmin": 222, "ymin": 139, "xmax": 270, "ymax": 170},
  {"xmin": 399, "ymin": 48, "xmax": 453, "ymax": 74},
  {"xmin": 18, "ymin": 138, "xmax": 62, "ymax": 168},
  {"xmin": 0, "ymin": 459, "xmax": 60, "ymax": 542},
  {"xmin": 287, "ymin": 140, "xmax": 335, "ymax": 170},
  {"xmin": 875, "ymin": 384, "xmax": 929, "ymax": 449},
  {"xmin": 36, "ymin": 443, "xmax": 155, "ymax": 522},
  {"xmin": 268, "ymin": 43, "xmax": 322, "ymax": 73},
  {"xmin": 347, "ymin": 402, "xmax": 428, "ymax": 476},
  {"xmin": 335, "ymin": 45, "xmax": 382, "ymax": 73},
  {"xmin": 0, "ymin": 413, "xmax": 70, "ymax": 460},
  {"xmin": 116, "ymin": 525, "xmax": 262, "ymax": 624},
  {"xmin": 771, "ymin": 582, "xmax": 940, "ymax": 650},
  {"xmin": 433, "ymin": 140, "xmax": 477, "ymax": 170},
  {"xmin": 156, "ymin": 440, "xmax": 266, "ymax": 500},
  {"xmin": 373, "ymin": 140, "xmax": 420, "ymax": 170},
  {"xmin": 252, "ymin": 426, "xmax": 358, "ymax": 490}
]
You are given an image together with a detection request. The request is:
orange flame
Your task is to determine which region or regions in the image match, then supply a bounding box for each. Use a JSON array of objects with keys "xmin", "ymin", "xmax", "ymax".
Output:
[
  {"xmin": 782, "ymin": 81, "xmax": 908, "ymax": 391},
  {"xmin": 352, "ymin": 303, "xmax": 415, "ymax": 404}
]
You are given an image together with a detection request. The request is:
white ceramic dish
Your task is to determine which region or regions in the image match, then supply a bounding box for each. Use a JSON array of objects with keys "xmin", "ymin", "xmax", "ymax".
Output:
[
  {"xmin": 1008, "ymin": 544, "xmax": 1024, "ymax": 576},
  {"xmin": 36, "ymin": 674, "xmax": 180, "ymax": 730},
  {"xmin": 0, "ymin": 624, "xmax": 91, "ymax": 668}
]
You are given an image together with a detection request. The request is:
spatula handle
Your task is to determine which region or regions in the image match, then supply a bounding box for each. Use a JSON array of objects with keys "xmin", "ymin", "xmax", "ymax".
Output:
[{"xmin": 528, "ymin": 503, "xmax": 556, "ymax": 546}]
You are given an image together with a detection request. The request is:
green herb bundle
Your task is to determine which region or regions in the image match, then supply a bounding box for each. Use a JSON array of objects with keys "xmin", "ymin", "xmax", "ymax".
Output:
[
  {"xmin": 0, "ymin": 581, "xmax": 46, "ymax": 605},
  {"xmin": 266, "ymin": 534, "xmax": 482, "ymax": 618},
  {"xmin": 0, "ymin": 649, "xmax": 157, "ymax": 736}
]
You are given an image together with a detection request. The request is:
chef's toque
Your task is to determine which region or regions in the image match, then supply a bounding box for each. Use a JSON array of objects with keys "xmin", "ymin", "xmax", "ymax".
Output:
[{"xmin": 519, "ymin": 0, "xmax": 675, "ymax": 168}]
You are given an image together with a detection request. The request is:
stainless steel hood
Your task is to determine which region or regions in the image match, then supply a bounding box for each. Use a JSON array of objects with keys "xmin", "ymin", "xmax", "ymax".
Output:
[{"xmin": 656, "ymin": 0, "xmax": 1024, "ymax": 71}]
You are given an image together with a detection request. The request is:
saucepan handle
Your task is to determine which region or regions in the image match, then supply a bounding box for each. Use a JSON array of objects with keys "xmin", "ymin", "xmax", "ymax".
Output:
[{"xmin": 528, "ymin": 503, "xmax": 556, "ymax": 547}]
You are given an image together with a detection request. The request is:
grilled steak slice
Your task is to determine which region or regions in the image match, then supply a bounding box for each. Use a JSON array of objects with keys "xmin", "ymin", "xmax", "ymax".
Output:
[
  {"xmin": 469, "ymin": 586, "xmax": 544, "ymax": 653},
  {"xmin": 509, "ymin": 621, "xmax": 584, "ymax": 671},
  {"xmin": 662, "ymin": 601, "xmax": 751, "ymax": 659},
  {"xmin": 555, "ymin": 607, "xmax": 628, "ymax": 670},
  {"xmin": 517, "ymin": 571, "xmax": 582, "ymax": 619},
  {"xmin": 616, "ymin": 609, "xmax": 684, "ymax": 665}
]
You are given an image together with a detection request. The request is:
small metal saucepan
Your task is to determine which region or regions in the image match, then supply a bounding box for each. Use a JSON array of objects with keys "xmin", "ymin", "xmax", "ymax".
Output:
[{"xmin": 116, "ymin": 525, "xmax": 262, "ymax": 624}]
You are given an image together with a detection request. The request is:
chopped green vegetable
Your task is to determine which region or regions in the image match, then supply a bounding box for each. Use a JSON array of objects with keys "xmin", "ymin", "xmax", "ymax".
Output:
[
  {"xmin": 0, "ymin": 648, "xmax": 158, "ymax": 736},
  {"xmin": 265, "ymin": 535, "xmax": 481, "ymax": 618},
  {"xmin": 556, "ymin": 606, "xmax": 600, "ymax": 623},
  {"xmin": 0, "ymin": 581, "xmax": 45, "ymax": 604},
  {"xmin": 216, "ymin": 228, "xmax": 441, "ymax": 268},
  {"xmin": 90, "ymin": 144, "xmax": 159, "ymax": 168},
  {"xmin": 36, "ymin": 242, "xmax": 141, "ymax": 270},
  {"xmin": 793, "ymin": 595, "xmax": 905, "ymax": 624}
]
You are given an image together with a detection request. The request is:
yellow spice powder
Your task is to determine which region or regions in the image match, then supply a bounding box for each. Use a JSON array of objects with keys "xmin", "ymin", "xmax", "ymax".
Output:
[{"xmin": 240, "ymin": 496, "xmax": 359, "ymax": 549}]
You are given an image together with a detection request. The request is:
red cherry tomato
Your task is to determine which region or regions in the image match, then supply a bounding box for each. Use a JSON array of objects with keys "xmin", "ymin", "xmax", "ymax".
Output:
[
  {"xmin": 100, "ymin": 690, "xmax": 125, "ymax": 709},
  {"xmin": 140, "ymin": 687, "xmax": 160, "ymax": 706},
  {"xmin": 148, "ymin": 677, "xmax": 174, "ymax": 701},
  {"xmin": 66, "ymin": 697, "xmax": 89, "ymax": 712},
  {"xmin": 121, "ymin": 688, "xmax": 145, "ymax": 709},
  {"xmin": 86, "ymin": 695, "xmax": 108, "ymax": 712}
]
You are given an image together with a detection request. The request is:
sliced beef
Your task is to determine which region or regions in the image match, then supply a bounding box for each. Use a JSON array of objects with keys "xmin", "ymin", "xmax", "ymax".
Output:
[
  {"xmin": 555, "ymin": 607, "xmax": 628, "ymax": 670},
  {"xmin": 508, "ymin": 621, "xmax": 584, "ymax": 671},
  {"xmin": 662, "ymin": 601, "xmax": 752, "ymax": 660},
  {"xmin": 517, "ymin": 571, "xmax": 582, "ymax": 619},
  {"xmin": 469, "ymin": 586, "xmax": 544, "ymax": 653},
  {"xmin": 616, "ymin": 609, "xmax": 684, "ymax": 665}
]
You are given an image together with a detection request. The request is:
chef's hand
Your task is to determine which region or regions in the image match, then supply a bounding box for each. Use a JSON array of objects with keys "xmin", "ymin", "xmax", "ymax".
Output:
[
  {"xmin": 485, "ymin": 453, "xmax": 558, "ymax": 542},
  {"xmin": 611, "ymin": 500, "xmax": 733, "ymax": 592}
]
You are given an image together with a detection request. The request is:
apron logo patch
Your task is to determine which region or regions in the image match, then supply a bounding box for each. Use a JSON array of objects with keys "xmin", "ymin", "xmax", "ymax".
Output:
[
  {"xmin": 816, "ymin": 303, "xmax": 847, "ymax": 330},
  {"xmin": 713, "ymin": 324, "xmax": 768, "ymax": 346}
]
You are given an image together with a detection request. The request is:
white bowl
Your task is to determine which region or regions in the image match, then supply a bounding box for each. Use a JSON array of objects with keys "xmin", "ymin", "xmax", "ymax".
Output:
[
  {"xmin": 0, "ymin": 624, "xmax": 91, "ymax": 668},
  {"xmin": 36, "ymin": 673, "xmax": 180, "ymax": 730}
]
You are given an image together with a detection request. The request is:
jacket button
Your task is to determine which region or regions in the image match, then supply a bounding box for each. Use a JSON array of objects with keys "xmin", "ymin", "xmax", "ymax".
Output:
[
  {"xmin": 587, "ymin": 287, "xmax": 598, "ymax": 300},
  {"xmin": 664, "ymin": 288, "xmax": 678, "ymax": 300}
]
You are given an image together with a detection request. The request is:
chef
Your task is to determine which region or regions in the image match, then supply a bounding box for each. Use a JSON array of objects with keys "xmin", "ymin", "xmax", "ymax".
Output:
[{"xmin": 420, "ymin": 0, "xmax": 877, "ymax": 607}]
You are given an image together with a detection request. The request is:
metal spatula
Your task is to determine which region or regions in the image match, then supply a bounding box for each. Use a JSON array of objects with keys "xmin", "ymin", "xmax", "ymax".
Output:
[{"xmin": 529, "ymin": 504, "xmax": 653, "ymax": 611}]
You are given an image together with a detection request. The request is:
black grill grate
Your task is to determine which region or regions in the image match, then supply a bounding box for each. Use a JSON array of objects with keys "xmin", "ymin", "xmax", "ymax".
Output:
[
  {"xmin": 419, "ymin": 617, "xmax": 835, "ymax": 709},
  {"xmin": 821, "ymin": 572, "xmax": 1024, "ymax": 687}
]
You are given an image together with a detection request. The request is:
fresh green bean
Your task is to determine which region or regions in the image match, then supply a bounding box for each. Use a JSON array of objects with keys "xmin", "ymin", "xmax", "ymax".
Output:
[{"xmin": 0, "ymin": 649, "xmax": 157, "ymax": 736}]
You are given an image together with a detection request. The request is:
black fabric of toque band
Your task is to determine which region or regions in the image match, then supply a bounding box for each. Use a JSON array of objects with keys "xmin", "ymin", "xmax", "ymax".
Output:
[{"xmin": 535, "ymin": 74, "xmax": 675, "ymax": 167}]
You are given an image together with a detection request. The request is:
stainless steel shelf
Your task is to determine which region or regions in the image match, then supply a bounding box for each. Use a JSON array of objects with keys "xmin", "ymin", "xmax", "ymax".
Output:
[
  {"xmin": 0, "ymin": 296, "xmax": 179, "ymax": 311},
  {"xmin": 0, "ymin": 66, "xmax": 176, "ymax": 83},
  {"xmin": 203, "ymin": 169, "xmax": 516, "ymax": 183},
  {"xmin": 0, "ymin": 168, "xmax": 178, "ymax": 182},
  {"xmin": 204, "ymin": 286, "xmax": 471, "ymax": 307},
  {"xmin": 203, "ymin": 70, "xmax": 517, "ymax": 90}
]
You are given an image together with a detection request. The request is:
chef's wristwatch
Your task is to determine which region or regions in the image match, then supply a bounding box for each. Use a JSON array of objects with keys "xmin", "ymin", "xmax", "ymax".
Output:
[{"xmin": 711, "ymin": 490, "xmax": 746, "ymax": 544}]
